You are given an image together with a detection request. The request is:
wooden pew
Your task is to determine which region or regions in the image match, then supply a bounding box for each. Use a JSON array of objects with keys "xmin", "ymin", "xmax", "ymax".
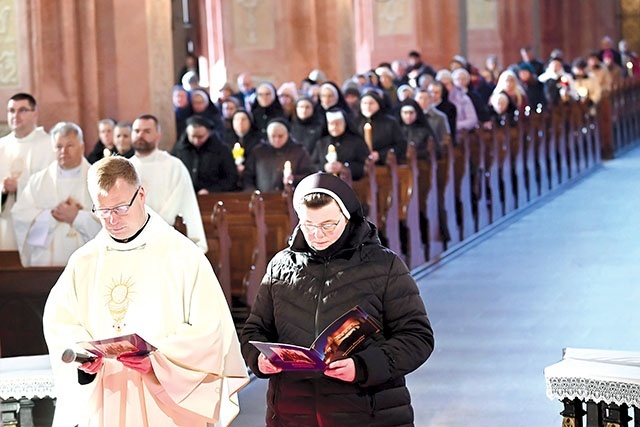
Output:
[
  {"xmin": 259, "ymin": 189, "xmax": 298, "ymax": 262},
  {"xmin": 198, "ymin": 192, "xmax": 267, "ymax": 310},
  {"xmin": 203, "ymin": 203, "xmax": 232, "ymax": 306},
  {"xmin": 521, "ymin": 112, "xmax": 538, "ymax": 203},
  {"xmin": 550, "ymin": 107, "xmax": 568, "ymax": 186},
  {"xmin": 509, "ymin": 122, "xmax": 528, "ymax": 209},
  {"xmin": 454, "ymin": 130, "xmax": 476, "ymax": 240},
  {"xmin": 495, "ymin": 124, "xmax": 516, "ymax": 216},
  {"xmin": 375, "ymin": 151, "xmax": 402, "ymax": 256},
  {"xmin": 0, "ymin": 251, "xmax": 63, "ymax": 357},
  {"xmin": 352, "ymin": 156, "xmax": 379, "ymax": 228},
  {"xmin": 438, "ymin": 134, "xmax": 460, "ymax": 246},
  {"xmin": 467, "ymin": 129, "xmax": 490, "ymax": 231},
  {"xmin": 479, "ymin": 126, "xmax": 503, "ymax": 223},
  {"xmin": 530, "ymin": 111, "xmax": 550, "ymax": 198},
  {"xmin": 397, "ymin": 143, "xmax": 426, "ymax": 268},
  {"xmin": 417, "ymin": 138, "xmax": 445, "ymax": 260}
]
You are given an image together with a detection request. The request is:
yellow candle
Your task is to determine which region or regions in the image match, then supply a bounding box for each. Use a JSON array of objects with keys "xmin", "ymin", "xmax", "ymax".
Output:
[
  {"xmin": 232, "ymin": 142, "xmax": 245, "ymax": 165},
  {"xmin": 577, "ymin": 86, "xmax": 588, "ymax": 99},
  {"xmin": 363, "ymin": 123, "xmax": 372, "ymax": 152}
]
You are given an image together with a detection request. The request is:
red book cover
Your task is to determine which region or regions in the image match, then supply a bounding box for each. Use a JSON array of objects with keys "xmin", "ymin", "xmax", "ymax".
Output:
[
  {"xmin": 79, "ymin": 333, "xmax": 156, "ymax": 359},
  {"xmin": 250, "ymin": 306, "xmax": 381, "ymax": 371}
]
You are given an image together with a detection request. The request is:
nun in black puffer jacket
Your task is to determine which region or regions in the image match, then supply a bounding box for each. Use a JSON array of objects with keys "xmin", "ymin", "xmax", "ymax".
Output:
[{"xmin": 241, "ymin": 172, "xmax": 435, "ymax": 427}]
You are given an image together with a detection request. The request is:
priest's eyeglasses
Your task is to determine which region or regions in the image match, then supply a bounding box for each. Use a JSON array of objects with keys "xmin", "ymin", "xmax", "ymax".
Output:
[
  {"xmin": 92, "ymin": 186, "xmax": 140, "ymax": 218},
  {"xmin": 301, "ymin": 218, "xmax": 341, "ymax": 234}
]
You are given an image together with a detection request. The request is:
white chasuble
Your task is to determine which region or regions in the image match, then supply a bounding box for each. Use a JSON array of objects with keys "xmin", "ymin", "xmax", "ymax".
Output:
[
  {"xmin": 11, "ymin": 159, "xmax": 100, "ymax": 266},
  {"xmin": 0, "ymin": 127, "xmax": 54, "ymax": 249},
  {"xmin": 129, "ymin": 149, "xmax": 207, "ymax": 252},
  {"xmin": 43, "ymin": 209, "xmax": 248, "ymax": 427}
]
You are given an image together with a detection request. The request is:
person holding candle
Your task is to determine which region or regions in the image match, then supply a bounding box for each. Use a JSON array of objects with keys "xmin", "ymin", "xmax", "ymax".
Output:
[
  {"xmin": 229, "ymin": 109, "xmax": 265, "ymax": 182},
  {"xmin": 310, "ymin": 109, "xmax": 370, "ymax": 180},
  {"xmin": 242, "ymin": 118, "xmax": 314, "ymax": 192},
  {"xmin": 240, "ymin": 171, "xmax": 434, "ymax": 427},
  {"xmin": 571, "ymin": 57, "xmax": 602, "ymax": 107},
  {"xmin": 356, "ymin": 90, "xmax": 405, "ymax": 164}
]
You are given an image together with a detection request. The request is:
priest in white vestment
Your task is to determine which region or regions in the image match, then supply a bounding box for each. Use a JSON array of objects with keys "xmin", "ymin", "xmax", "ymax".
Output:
[
  {"xmin": 11, "ymin": 122, "xmax": 101, "ymax": 266},
  {"xmin": 43, "ymin": 156, "xmax": 249, "ymax": 427},
  {"xmin": 0, "ymin": 93, "xmax": 55, "ymax": 249},
  {"xmin": 129, "ymin": 114, "xmax": 207, "ymax": 252}
]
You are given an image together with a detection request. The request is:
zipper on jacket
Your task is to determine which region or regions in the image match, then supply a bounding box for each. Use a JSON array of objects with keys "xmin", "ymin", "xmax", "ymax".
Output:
[{"xmin": 313, "ymin": 258, "xmax": 330, "ymax": 338}]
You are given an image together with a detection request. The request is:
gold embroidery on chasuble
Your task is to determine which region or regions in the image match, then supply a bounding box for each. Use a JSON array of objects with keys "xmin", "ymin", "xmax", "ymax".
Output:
[{"xmin": 105, "ymin": 276, "xmax": 135, "ymax": 333}]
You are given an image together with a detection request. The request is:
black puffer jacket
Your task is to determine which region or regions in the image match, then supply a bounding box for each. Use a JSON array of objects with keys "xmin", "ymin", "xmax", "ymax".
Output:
[{"xmin": 241, "ymin": 219, "xmax": 434, "ymax": 427}]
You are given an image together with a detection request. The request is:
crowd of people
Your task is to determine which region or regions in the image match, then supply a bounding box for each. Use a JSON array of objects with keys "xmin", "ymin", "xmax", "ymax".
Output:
[{"xmin": 0, "ymin": 34, "xmax": 636, "ymax": 426}]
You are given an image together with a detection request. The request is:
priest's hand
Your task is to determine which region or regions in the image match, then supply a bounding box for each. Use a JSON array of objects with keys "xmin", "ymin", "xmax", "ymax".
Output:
[
  {"xmin": 2, "ymin": 176, "xmax": 17, "ymax": 194},
  {"xmin": 117, "ymin": 353, "xmax": 153, "ymax": 375},
  {"xmin": 79, "ymin": 356, "xmax": 103, "ymax": 374},
  {"xmin": 324, "ymin": 358, "xmax": 356, "ymax": 382},
  {"xmin": 257, "ymin": 353, "xmax": 282, "ymax": 375},
  {"xmin": 52, "ymin": 198, "xmax": 81, "ymax": 224}
]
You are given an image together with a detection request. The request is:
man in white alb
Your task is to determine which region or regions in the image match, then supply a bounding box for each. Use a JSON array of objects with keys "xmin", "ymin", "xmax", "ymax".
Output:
[
  {"xmin": 0, "ymin": 93, "xmax": 55, "ymax": 249},
  {"xmin": 129, "ymin": 114, "xmax": 207, "ymax": 251},
  {"xmin": 43, "ymin": 156, "xmax": 248, "ymax": 426},
  {"xmin": 11, "ymin": 122, "xmax": 100, "ymax": 266}
]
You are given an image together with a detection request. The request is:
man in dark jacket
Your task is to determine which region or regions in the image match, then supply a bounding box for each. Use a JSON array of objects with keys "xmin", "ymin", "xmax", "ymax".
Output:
[
  {"xmin": 241, "ymin": 172, "xmax": 434, "ymax": 427},
  {"xmin": 171, "ymin": 115, "xmax": 238, "ymax": 194}
]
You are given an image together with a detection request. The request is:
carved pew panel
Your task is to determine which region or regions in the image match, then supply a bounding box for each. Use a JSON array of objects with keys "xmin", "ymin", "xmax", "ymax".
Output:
[
  {"xmin": 375, "ymin": 151, "xmax": 401, "ymax": 256},
  {"xmin": 352, "ymin": 157, "xmax": 379, "ymax": 228},
  {"xmin": 509, "ymin": 124, "xmax": 528, "ymax": 210},
  {"xmin": 417, "ymin": 139, "xmax": 445, "ymax": 260},
  {"xmin": 467, "ymin": 130, "xmax": 489, "ymax": 231},
  {"xmin": 479, "ymin": 127, "xmax": 502, "ymax": 223},
  {"xmin": 438, "ymin": 135, "xmax": 460, "ymax": 247},
  {"xmin": 454, "ymin": 131, "xmax": 475, "ymax": 240},
  {"xmin": 397, "ymin": 143, "xmax": 426, "ymax": 268},
  {"xmin": 260, "ymin": 190, "xmax": 298, "ymax": 262}
]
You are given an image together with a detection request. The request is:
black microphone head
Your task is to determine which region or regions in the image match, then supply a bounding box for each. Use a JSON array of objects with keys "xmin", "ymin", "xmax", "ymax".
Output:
[{"xmin": 61, "ymin": 348, "xmax": 76, "ymax": 363}]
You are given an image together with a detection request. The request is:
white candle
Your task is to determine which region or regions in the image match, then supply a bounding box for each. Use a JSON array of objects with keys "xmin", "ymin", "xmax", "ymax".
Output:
[{"xmin": 326, "ymin": 144, "xmax": 337, "ymax": 163}]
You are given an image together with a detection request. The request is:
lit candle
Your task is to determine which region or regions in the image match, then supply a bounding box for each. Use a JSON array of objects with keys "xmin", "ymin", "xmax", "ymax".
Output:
[
  {"xmin": 283, "ymin": 160, "xmax": 292, "ymax": 181},
  {"xmin": 103, "ymin": 148, "xmax": 112, "ymax": 158},
  {"xmin": 326, "ymin": 144, "xmax": 337, "ymax": 163},
  {"xmin": 363, "ymin": 123, "xmax": 372, "ymax": 152},
  {"xmin": 232, "ymin": 142, "xmax": 245, "ymax": 165},
  {"xmin": 577, "ymin": 86, "xmax": 588, "ymax": 100},
  {"xmin": 627, "ymin": 61, "xmax": 634, "ymax": 77}
]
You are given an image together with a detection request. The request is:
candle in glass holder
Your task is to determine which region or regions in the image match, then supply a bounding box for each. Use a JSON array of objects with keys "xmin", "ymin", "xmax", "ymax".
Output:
[
  {"xmin": 283, "ymin": 160, "xmax": 292, "ymax": 181},
  {"xmin": 326, "ymin": 144, "xmax": 337, "ymax": 163},
  {"xmin": 232, "ymin": 142, "xmax": 245, "ymax": 165},
  {"xmin": 363, "ymin": 123, "xmax": 372, "ymax": 152}
]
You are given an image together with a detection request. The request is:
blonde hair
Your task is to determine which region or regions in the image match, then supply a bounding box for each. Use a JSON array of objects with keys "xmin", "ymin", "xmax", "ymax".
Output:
[{"xmin": 88, "ymin": 156, "xmax": 140, "ymax": 200}]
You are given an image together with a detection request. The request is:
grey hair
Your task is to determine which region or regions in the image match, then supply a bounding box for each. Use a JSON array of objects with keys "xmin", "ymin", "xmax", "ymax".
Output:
[{"xmin": 50, "ymin": 121, "xmax": 84, "ymax": 145}]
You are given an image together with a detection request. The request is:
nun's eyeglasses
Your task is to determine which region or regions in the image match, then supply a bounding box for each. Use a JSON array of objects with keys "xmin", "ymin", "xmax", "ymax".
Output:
[{"xmin": 301, "ymin": 218, "xmax": 341, "ymax": 234}]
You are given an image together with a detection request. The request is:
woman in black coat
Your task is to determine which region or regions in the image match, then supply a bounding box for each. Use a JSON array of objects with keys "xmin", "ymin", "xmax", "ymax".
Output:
[
  {"xmin": 241, "ymin": 172, "xmax": 434, "ymax": 427},
  {"xmin": 311, "ymin": 108, "xmax": 371, "ymax": 181},
  {"xmin": 396, "ymin": 98, "xmax": 437, "ymax": 161},
  {"xmin": 356, "ymin": 89, "xmax": 406, "ymax": 164},
  {"xmin": 250, "ymin": 82, "xmax": 285, "ymax": 135}
]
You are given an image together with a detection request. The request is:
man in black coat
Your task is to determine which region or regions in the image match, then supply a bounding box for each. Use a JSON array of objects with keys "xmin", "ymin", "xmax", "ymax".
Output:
[{"xmin": 171, "ymin": 115, "xmax": 238, "ymax": 194}]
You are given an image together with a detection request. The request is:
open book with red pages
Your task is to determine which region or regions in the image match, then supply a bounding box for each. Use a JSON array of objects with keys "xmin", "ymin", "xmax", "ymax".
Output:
[
  {"xmin": 79, "ymin": 333, "xmax": 157, "ymax": 359},
  {"xmin": 250, "ymin": 305, "xmax": 381, "ymax": 371}
]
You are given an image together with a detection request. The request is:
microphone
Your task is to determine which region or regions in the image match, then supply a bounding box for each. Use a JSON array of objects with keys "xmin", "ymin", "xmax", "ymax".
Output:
[{"xmin": 61, "ymin": 349, "xmax": 97, "ymax": 364}]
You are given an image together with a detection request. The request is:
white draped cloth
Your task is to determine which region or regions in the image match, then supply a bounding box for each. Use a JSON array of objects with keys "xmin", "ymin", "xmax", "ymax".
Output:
[
  {"xmin": 129, "ymin": 149, "xmax": 207, "ymax": 252},
  {"xmin": 545, "ymin": 347, "xmax": 640, "ymax": 407},
  {"xmin": 43, "ymin": 209, "xmax": 249, "ymax": 427},
  {"xmin": 11, "ymin": 159, "xmax": 100, "ymax": 266},
  {"xmin": 0, "ymin": 127, "xmax": 54, "ymax": 249}
]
